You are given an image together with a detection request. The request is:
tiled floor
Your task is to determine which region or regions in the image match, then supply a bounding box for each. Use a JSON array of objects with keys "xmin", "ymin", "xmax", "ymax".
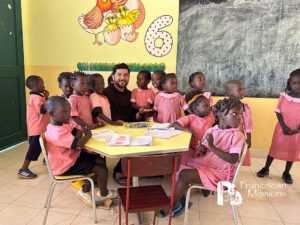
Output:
[{"xmin": 0, "ymin": 142, "xmax": 300, "ymax": 225}]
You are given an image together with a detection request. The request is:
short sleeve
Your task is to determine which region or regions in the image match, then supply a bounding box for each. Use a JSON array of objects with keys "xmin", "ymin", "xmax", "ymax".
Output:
[
  {"xmin": 229, "ymin": 131, "xmax": 245, "ymax": 155},
  {"xmin": 275, "ymin": 93, "xmax": 284, "ymax": 113},
  {"xmin": 31, "ymin": 96, "xmax": 45, "ymax": 114},
  {"xmin": 243, "ymin": 103, "xmax": 253, "ymax": 133},
  {"xmin": 147, "ymin": 89, "xmax": 155, "ymax": 104},
  {"xmin": 180, "ymin": 95, "xmax": 189, "ymax": 110},
  {"xmin": 89, "ymin": 93, "xmax": 101, "ymax": 109},
  {"xmin": 52, "ymin": 126, "xmax": 75, "ymax": 149},
  {"xmin": 68, "ymin": 96, "xmax": 79, "ymax": 117},
  {"xmin": 130, "ymin": 89, "xmax": 137, "ymax": 103},
  {"xmin": 203, "ymin": 92, "xmax": 214, "ymax": 106},
  {"xmin": 177, "ymin": 115, "xmax": 193, "ymax": 128},
  {"xmin": 154, "ymin": 95, "xmax": 160, "ymax": 111}
]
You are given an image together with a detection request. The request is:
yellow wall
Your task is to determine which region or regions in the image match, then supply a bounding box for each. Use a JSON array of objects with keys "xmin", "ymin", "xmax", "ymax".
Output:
[{"xmin": 21, "ymin": 0, "xmax": 278, "ymax": 152}]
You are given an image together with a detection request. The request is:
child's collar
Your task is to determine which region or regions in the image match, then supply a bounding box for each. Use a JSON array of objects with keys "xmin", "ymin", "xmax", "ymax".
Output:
[{"xmin": 30, "ymin": 91, "xmax": 43, "ymax": 97}]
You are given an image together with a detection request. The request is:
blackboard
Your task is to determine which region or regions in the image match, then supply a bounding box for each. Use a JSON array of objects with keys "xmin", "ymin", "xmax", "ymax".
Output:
[{"xmin": 176, "ymin": 0, "xmax": 300, "ymax": 97}]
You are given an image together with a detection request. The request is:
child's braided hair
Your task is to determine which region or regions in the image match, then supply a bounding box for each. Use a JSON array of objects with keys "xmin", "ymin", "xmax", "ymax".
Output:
[
  {"xmin": 213, "ymin": 97, "xmax": 244, "ymax": 124},
  {"xmin": 285, "ymin": 68, "xmax": 300, "ymax": 93},
  {"xmin": 71, "ymin": 71, "xmax": 87, "ymax": 84}
]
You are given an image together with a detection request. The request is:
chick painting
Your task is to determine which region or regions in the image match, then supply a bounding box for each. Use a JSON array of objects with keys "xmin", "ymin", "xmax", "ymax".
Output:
[
  {"xmin": 103, "ymin": 13, "xmax": 121, "ymax": 45},
  {"xmin": 116, "ymin": 6, "xmax": 140, "ymax": 42}
]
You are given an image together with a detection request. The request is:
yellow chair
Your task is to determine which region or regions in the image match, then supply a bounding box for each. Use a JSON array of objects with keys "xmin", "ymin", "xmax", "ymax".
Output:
[
  {"xmin": 39, "ymin": 135, "xmax": 97, "ymax": 225},
  {"xmin": 183, "ymin": 143, "xmax": 248, "ymax": 225}
]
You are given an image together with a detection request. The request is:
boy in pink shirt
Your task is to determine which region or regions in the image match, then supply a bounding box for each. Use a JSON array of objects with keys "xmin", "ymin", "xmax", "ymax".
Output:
[
  {"xmin": 45, "ymin": 96, "xmax": 117, "ymax": 206},
  {"xmin": 158, "ymin": 98, "xmax": 245, "ymax": 218},
  {"xmin": 17, "ymin": 75, "xmax": 50, "ymax": 179},
  {"xmin": 225, "ymin": 80, "xmax": 253, "ymax": 166}
]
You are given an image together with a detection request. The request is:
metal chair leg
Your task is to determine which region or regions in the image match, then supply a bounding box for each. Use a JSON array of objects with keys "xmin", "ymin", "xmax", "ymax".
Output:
[
  {"xmin": 183, "ymin": 186, "xmax": 192, "ymax": 225},
  {"xmin": 118, "ymin": 196, "xmax": 121, "ymax": 225},
  {"xmin": 230, "ymin": 194, "xmax": 238, "ymax": 225},
  {"xmin": 44, "ymin": 181, "xmax": 55, "ymax": 208},
  {"xmin": 43, "ymin": 182, "xmax": 56, "ymax": 225},
  {"xmin": 89, "ymin": 178, "xmax": 97, "ymax": 223}
]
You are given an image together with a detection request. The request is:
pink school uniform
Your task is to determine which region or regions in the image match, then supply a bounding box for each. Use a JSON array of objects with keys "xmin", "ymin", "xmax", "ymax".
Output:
[
  {"xmin": 238, "ymin": 102, "xmax": 253, "ymax": 166},
  {"xmin": 269, "ymin": 93, "xmax": 300, "ymax": 161},
  {"xmin": 151, "ymin": 87, "xmax": 163, "ymax": 95},
  {"xmin": 45, "ymin": 124, "xmax": 81, "ymax": 176},
  {"xmin": 89, "ymin": 93, "xmax": 112, "ymax": 124},
  {"xmin": 27, "ymin": 93, "xmax": 50, "ymax": 136},
  {"xmin": 203, "ymin": 92, "xmax": 214, "ymax": 106},
  {"xmin": 131, "ymin": 88, "xmax": 155, "ymax": 107},
  {"xmin": 177, "ymin": 114, "xmax": 215, "ymax": 163},
  {"xmin": 176, "ymin": 126, "xmax": 245, "ymax": 190},
  {"xmin": 68, "ymin": 95, "xmax": 93, "ymax": 130},
  {"xmin": 154, "ymin": 92, "xmax": 188, "ymax": 123}
]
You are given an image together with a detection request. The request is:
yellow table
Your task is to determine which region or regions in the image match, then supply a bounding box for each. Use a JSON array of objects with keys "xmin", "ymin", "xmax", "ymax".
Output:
[{"xmin": 85, "ymin": 123, "xmax": 191, "ymax": 158}]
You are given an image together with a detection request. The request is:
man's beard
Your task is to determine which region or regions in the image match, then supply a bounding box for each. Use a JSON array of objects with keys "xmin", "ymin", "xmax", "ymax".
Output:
[{"xmin": 115, "ymin": 81, "xmax": 128, "ymax": 89}]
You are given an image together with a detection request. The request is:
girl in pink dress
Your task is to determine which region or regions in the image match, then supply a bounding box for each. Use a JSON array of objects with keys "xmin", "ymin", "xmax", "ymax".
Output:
[
  {"xmin": 151, "ymin": 70, "xmax": 166, "ymax": 95},
  {"xmin": 158, "ymin": 98, "xmax": 245, "ymax": 217},
  {"xmin": 185, "ymin": 72, "xmax": 214, "ymax": 108},
  {"xmin": 154, "ymin": 73, "xmax": 188, "ymax": 123},
  {"xmin": 225, "ymin": 80, "xmax": 253, "ymax": 166},
  {"xmin": 130, "ymin": 70, "xmax": 155, "ymax": 120},
  {"xmin": 88, "ymin": 73, "xmax": 122, "ymax": 126},
  {"xmin": 257, "ymin": 69, "xmax": 300, "ymax": 184},
  {"xmin": 171, "ymin": 95, "xmax": 215, "ymax": 164},
  {"xmin": 58, "ymin": 72, "xmax": 73, "ymax": 99},
  {"xmin": 68, "ymin": 71, "xmax": 103, "ymax": 131}
]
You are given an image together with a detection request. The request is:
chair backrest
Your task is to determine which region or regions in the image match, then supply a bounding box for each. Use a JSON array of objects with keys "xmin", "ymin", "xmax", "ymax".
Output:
[
  {"xmin": 121, "ymin": 154, "xmax": 181, "ymax": 177},
  {"xmin": 39, "ymin": 135, "xmax": 56, "ymax": 181},
  {"xmin": 232, "ymin": 142, "xmax": 248, "ymax": 185}
]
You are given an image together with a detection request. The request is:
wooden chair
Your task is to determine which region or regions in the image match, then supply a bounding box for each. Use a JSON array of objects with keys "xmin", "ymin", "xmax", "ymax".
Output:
[
  {"xmin": 183, "ymin": 142, "xmax": 248, "ymax": 225},
  {"xmin": 39, "ymin": 135, "xmax": 97, "ymax": 225},
  {"xmin": 118, "ymin": 154, "xmax": 181, "ymax": 225}
]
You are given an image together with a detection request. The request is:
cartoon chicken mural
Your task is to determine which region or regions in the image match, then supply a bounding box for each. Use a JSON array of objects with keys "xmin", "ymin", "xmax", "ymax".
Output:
[{"xmin": 78, "ymin": 0, "xmax": 145, "ymax": 46}]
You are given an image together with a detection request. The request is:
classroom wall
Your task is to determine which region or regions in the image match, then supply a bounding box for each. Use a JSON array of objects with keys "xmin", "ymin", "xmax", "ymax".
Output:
[{"xmin": 21, "ymin": 0, "xmax": 279, "ymax": 152}]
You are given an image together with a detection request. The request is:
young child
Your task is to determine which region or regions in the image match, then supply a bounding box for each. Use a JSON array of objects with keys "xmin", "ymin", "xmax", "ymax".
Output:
[
  {"xmin": 171, "ymin": 95, "xmax": 215, "ymax": 164},
  {"xmin": 151, "ymin": 70, "xmax": 166, "ymax": 95},
  {"xmin": 45, "ymin": 96, "xmax": 117, "ymax": 206},
  {"xmin": 131, "ymin": 70, "xmax": 155, "ymax": 120},
  {"xmin": 154, "ymin": 73, "xmax": 188, "ymax": 123},
  {"xmin": 88, "ymin": 73, "xmax": 122, "ymax": 126},
  {"xmin": 257, "ymin": 69, "xmax": 300, "ymax": 184},
  {"xmin": 185, "ymin": 72, "xmax": 214, "ymax": 107},
  {"xmin": 17, "ymin": 75, "xmax": 50, "ymax": 179},
  {"xmin": 225, "ymin": 80, "xmax": 253, "ymax": 166},
  {"xmin": 158, "ymin": 98, "xmax": 245, "ymax": 217},
  {"xmin": 68, "ymin": 71, "xmax": 103, "ymax": 131},
  {"xmin": 58, "ymin": 72, "xmax": 73, "ymax": 99}
]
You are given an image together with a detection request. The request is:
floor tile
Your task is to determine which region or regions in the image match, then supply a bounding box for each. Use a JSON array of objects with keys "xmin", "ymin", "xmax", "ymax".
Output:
[
  {"xmin": 0, "ymin": 183, "xmax": 32, "ymax": 204},
  {"xmin": 272, "ymin": 202, "xmax": 300, "ymax": 224},
  {"xmin": 0, "ymin": 202, "xmax": 9, "ymax": 211},
  {"xmin": 240, "ymin": 216, "xmax": 284, "ymax": 225},
  {"xmin": 28, "ymin": 209, "xmax": 77, "ymax": 225}
]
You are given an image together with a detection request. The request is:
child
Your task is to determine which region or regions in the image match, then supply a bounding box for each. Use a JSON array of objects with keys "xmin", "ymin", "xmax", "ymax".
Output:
[
  {"xmin": 45, "ymin": 96, "xmax": 117, "ymax": 206},
  {"xmin": 151, "ymin": 70, "xmax": 166, "ymax": 95},
  {"xmin": 154, "ymin": 73, "xmax": 188, "ymax": 123},
  {"xmin": 225, "ymin": 80, "xmax": 253, "ymax": 166},
  {"xmin": 131, "ymin": 70, "xmax": 155, "ymax": 120},
  {"xmin": 58, "ymin": 72, "xmax": 73, "ymax": 99},
  {"xmin": 88, "ymin": 73, "xmax": 122, "ymax": 126},
  {"xmin": 171, "ymin": 95, "xmax": 215, "ymax": 164},
  {"xmin": 68, "ymin": 71, "xmax": 103, "ymax": 131},
  {"xmin": 257, "ymin": 69, "xmax": 300, "ymax": 184},
  {"xmin": 17, "ymin": 75, "xmax": 50, "ymax": 179},
  {"xmin": 158, "ymin": 98, "xmax": 245, "ymax": 217},
  {"xmin": 185, "ymin": 72, "xmax": 214, "ymax": 107}
]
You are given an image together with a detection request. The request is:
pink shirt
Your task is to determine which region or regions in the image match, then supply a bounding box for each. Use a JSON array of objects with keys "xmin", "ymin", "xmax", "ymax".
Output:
[
  {"xmin": 45, "ymin": 124, "xmax": 81, "ymax": 176},
  {"xmin": 177, "ymin": 114, "xmax": 215, "ymax": 163},
  {"xmin": 151, "ymin": 87, "xmax": 163, "ymax": 95},
  {"xmin": 130, "ymin": 88, "xmax": 155, "ymax": 107},
  {"xmin": 203, "ymin": 92, "xmax": 214, "ymax": 106},
  {"xmin": 68, "ymin": 95, "xmax": 93, "ymax": 130},
  {"xmin": 154, "ymin": 92, "xmax": 188, "ymax": 123},
  {"xmin": 178, "ymin": 126, "xmax": 245, "ymax": 190},
  {"xmin": 238, "ymin": 102, "xmax": 253, "ymax": 133},
  {"xmin": 26, "ymin": 93, "xmax": 50, "ymax": 136},
  {"xmin": 89, "ymin": 93, "xmax": 111, "ymax": 124}
]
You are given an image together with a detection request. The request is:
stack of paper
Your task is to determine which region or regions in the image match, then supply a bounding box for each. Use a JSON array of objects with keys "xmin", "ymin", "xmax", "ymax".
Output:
[
  {"xmin": 144, "ymin": 129, "xmax": 184, "ymax": 139},
  {"xmin": 92, "ymin": 129, "xmax": 116, "ymax": 142},
  {"xmin": 149, "ymin": 123, "xmax": 171, "ymax": 130},
  {"xmin": 130, "ymin": 136, "xmax": 152, "ymax": 146},
  {"xmin": 106, "ymin": 134, "xmax": 131, "ymax": 146}
]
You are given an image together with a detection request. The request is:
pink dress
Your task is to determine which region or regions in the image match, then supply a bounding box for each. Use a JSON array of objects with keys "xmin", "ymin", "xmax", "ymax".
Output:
[
  {"xmin": 238, "ymin": 102, "xmax": 253, "ymax": 166},
  {"xmin": 68, "ymin": 95, "xmax": 93, "ymax": 131},
  {"xmin": 151, "ymin": 87, "xmax": 163, "ymax": 95},
  {"xmin": 203, "ymin": 92, "xmax": 214, "ymax": 106},
  {"xmin": 131, "ymin": 88, "xmax": 155, "ymax": 107},
  {"xmin": 269, "ymin": 93, "xmax": 300, "ymax": 161},
  {"xmin": 89, "ymin": 93, "xmax": 112, "ymax": 124},
  {"xmin": 27, "ymin": 93, "xmax": 50, "ymax": 136},
  {"xmin": 154, "ymin": 92, "xmax": 188, "ymax": 123},
  {"xmin": 177, "ymin": 114, "xmax": 215, "ymax": 163},
  {"xmin": 45, "ymin": 124, "xmax": 81, "ymax": 176},
  {"xmin": 177, "ymin": 126, "xmax": 245, "ymax": 190}
]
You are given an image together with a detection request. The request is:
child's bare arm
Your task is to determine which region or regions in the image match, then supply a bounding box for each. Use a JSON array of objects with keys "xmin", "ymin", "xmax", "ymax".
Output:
[
  {"xmin": 72, "ymin": 116, "xmax": 90, "ymax": 130},
  {"xmin": 276, "ymin": 112, "xmax": 292, "ymax": 135},
  {"xmin": 98, "ymin": 113, "xmax": 123, "ymax": 126},
  {"xmin": 246, "ymin": 133, "xmax": 251, "ymax": 148},
  {"xmin": 131, "ymin": 102, "xmax": 139, "ymax": 110},
  {"xmin": 171, "ymin": 122, "xmax": 195, "ymax": 135},
  {"xmin": 205, "ymin": 133, "xmax": 239, "ymax": 164},
  {"xmin": 76, "ymin": 130, "xmax": 92, "ymax": 147}
]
